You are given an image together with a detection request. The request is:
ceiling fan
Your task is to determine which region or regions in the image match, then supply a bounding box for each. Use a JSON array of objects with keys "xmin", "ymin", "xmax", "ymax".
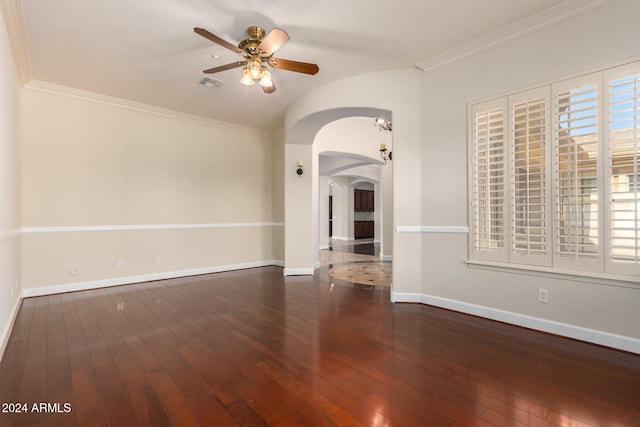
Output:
[{"xmin": 194, "ymin": 26, "xmax": 319, "ymax": 93}]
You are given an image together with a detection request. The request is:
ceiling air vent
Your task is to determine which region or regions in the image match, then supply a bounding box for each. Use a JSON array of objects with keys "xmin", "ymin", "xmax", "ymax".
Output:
[{"xmin": 199, "ymin": 77, "xmax": 224, "ymax": 89}]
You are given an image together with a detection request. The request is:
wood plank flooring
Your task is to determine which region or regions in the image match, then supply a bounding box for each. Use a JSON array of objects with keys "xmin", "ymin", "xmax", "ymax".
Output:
[{"xmin": 0, "ymin": 266, "xmax": 639, "ymax": 426}]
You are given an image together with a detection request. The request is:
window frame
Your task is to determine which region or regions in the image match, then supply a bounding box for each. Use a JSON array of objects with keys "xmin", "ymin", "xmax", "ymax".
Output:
[
  {"xmin": 468, "ymin": 60, "xmax": 640, "ymax": 282},
  {"xmin": 508, "ymin": 87, "xmax": 552, "ymax": 268},
  {"xmin": 469, "ymin": 98, "xmax": 507, "ymax": 263},
  {"xmin": 604, "ymin": 63, "xmax": 640, "ymax": 277},
  {"xmin": 551, "ymin": 73, "xmax": 604, "ymax": 273}
]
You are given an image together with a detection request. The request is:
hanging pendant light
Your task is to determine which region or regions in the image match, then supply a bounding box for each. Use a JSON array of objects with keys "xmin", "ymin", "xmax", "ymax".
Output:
[
  {"xmin": 240, "ymin": 66, "xmax": 254, "ymax": 86},
  {"xmin": 259, "ymin": 68, "xmax": 273, "ymax": 88},
  {"xmin": 248, "ymin": 57, "xmax": 262, "ymax": 79}
]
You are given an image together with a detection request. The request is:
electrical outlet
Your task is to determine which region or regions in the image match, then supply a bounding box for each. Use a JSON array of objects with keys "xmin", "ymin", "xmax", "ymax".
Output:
[
  {"xmin": 538, "ymin": 288, "xmax": 549, "ymax": 304},
  {"xmin": 117, "ymin": 259, "xmax": 125, "ymax": 269}
]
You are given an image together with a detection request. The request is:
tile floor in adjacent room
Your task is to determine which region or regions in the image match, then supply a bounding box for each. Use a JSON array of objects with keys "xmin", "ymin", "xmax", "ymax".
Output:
[{"xmin": 318, "ymin": 239, "xmax": 392, "ymax": 289}]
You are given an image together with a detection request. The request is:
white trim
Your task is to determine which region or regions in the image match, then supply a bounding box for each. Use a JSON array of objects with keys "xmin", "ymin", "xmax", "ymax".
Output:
[
  {"xmin": 24, "ymin": 80, "xmax": 276, "ymax": 138},
  {"xmin": 0, "ymin": 295, "xmax": 22, "ymax": 362},
  {"xmin": 0, "ymin": 229, "xmax": 20, "ymax": 243},
  {"xmin": 22, "ymin": 222, "xmax": 284, "ymax": 234},
  {"xmin": 380, "ymin": 254, "xmax": 392, "ymax": 262},
  {"xmin": 283, "ymin": 267, "xmax": 314, "ymax": 276},
  {"xmin": 391, "ymin": 292, "xmax": 640, "ymax": 355},
  {"xmin": 415, "ymin": 0, "xmax": 612, "ymax": 73},
  {"xmin": 22, "ymin": 260, "xmax": 284, "ymax": 298},
  {"xmin": 396, "ymin": 225, "xmax": 469, "ymax": 233},
  {"xmin": 466, "ymin": 260, "xmax": 640, "ymax": 288},
  {"xmin": 390, "ymin": 292, "xmax": 421, "ymax": 303}
]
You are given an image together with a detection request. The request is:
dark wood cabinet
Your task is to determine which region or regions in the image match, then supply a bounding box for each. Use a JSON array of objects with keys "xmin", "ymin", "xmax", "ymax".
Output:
[
  {"xmin": 354, "ymin": 221, "xmax": 374, "ymax": 239},
  {"xmin": 354, "ymin": 189, "xmax": 374, "ymax": 212}
]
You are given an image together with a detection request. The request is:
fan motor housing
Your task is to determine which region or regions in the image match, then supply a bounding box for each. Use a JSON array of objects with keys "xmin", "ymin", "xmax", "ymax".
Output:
[{"xmin": 238, "ymin": 26, "xmax": 266, "ymax": 55}]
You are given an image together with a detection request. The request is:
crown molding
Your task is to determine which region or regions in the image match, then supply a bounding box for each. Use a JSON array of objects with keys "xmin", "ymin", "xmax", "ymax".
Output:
[
  {"xmin": 24, "ymin": 79, "xmax": 274, "ymax": 137},
  {"xmin": 0, "ymin": 0, "xmax": 31, "ymax": 84},
  {"xmin": 270, "ymin": 126, "xmax": 285, "ymax": 139},
  {"xmin": 415, "ymin": 0, "xmax": 614, "ymax": 73}
]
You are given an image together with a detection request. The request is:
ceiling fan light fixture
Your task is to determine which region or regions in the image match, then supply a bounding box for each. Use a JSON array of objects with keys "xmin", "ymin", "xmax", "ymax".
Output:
[
  {"xmin": 259, "ymin": 68, "xmax": 273, "ymax": 87},
  {"xmin": 248, "ymin": 58, "xmax": 262, "ymax": 79},
  {"xmin": 195, "ymin": 25, "xmax": 319, "ymax": 94},
  {"xmin": 240, "ymin": 67, "xmax": 254, "ymax": 86}
]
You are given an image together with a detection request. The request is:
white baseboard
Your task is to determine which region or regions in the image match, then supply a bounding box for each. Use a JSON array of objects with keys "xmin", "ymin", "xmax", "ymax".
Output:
[
  {"xmin": 390, "ymin": 292, "xmax": 422, "ymax": 303},
  {"xmin": 283, "ymin": 267, "xmax": 315, "ymax": 276},
  {"xmin": 391, "ymin": 292, "xmax": 640, "ymax": 355},
  {"xmin": 380, "ymin": 254, "xmax": 392, "ymax": 262},
  {"xmin": 22, "ymin": 260, "xmax": 284, "ymax": 298},
  {"xmin": 0, "ymin": 296, "xmax": 22, "ymax": 362}
]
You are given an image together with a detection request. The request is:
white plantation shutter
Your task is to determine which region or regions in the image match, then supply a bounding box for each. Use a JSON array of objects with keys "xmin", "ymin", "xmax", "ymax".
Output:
[
  {"xmin": 605, "ymin": 67, "xmax": 640, "ymax": 275},
  {"xmin": 552, "ymin": 76, "xmax": 602, "ymax": 272},
  {"xmin": 509, "ymin": 88, "xmax": 551, "ymax": 266},
  {"xmin": 469, "ymin": 59, "xmax": 640, "ymax": 281},
  {"xmin": 471, "ymin": 99, "xmax": 506, "ymax": 262}
]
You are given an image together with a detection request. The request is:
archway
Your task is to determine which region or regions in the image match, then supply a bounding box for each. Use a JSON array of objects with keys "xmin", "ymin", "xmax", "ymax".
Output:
[
  {"xmin": 283, "ymin": 109, "xmax": 393, "ymax": 276},
  {"xmin": 282, "ymin": 68, "xmax": 424, "ymax": 299},
  {"xmin": 316, "ymin": 118, "xmax": 392, "ymax": 257}
]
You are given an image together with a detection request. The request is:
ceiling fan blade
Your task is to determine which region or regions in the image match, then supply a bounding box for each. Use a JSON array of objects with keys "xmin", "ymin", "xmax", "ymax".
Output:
[
  {"xmin": 258, "ymin": 28, "xmax": 290, "ymax": 56},
  {"xmin": 269, "ymin": 58, "xmax": 319, "ymax": 75},
  {"xmin": 194, "ymin": 27, "xmax": 243, "ymax": 54},
  {"xmin": 203, "ymin": 61, "xmax": 246, "ymax": 74},
  {"xmin": 262, "ymin": 82, "xmax": 277, "ymax": 94}
]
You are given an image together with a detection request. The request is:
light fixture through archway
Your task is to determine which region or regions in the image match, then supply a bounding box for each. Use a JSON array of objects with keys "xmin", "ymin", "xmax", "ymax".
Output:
[{"xmin": 374, "ymin": 119, "xmax": 392, "ymax": 164}]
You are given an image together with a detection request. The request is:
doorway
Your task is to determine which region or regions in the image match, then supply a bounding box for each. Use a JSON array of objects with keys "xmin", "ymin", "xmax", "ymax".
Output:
[{"xmin": 329, "ymin": 195, "xmax": 333, "ymax": 237}]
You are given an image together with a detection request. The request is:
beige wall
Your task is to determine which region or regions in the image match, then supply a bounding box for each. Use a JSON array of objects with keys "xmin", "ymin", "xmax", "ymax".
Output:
[
  {"xmin": 0, "ymin": 3, "xmax": 22, "ymax": 358},
  {"xmin": 21, "ymin": 83, "xmax": 283, "ymax": 293},
  {"xmin": 416, "ymin": 0, "xmax": 640, "ymax": 352}
]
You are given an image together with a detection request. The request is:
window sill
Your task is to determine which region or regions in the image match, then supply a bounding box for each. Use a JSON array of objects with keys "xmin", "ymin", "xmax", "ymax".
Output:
[{"xmin": 465, "ymin": 259, "xmax": 640, "ymax": 289}]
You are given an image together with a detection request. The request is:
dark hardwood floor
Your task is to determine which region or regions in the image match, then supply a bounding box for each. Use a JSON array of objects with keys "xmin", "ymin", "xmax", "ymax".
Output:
[{"xmin": 0, "ymin": 266, "xmax": 639, "ymax": 426}]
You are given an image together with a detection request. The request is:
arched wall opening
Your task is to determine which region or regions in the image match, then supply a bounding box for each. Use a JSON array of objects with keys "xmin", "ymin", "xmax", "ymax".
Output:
[
  {"xmin": 282, "ymin": 68, "xmax": 424, "ymax": 298},
  {"xmin": 317, "ymin": 120, "xmax": 391, "ymax": 259}
]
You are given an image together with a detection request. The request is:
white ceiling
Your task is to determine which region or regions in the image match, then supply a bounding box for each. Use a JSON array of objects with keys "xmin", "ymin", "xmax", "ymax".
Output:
[{"xmin": 17, "ymin": 0, "xmax": 577, "ymax": 130}]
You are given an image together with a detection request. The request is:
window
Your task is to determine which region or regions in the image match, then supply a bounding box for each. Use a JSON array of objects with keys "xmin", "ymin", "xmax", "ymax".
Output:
[
  {"xmin": 510, "ymin": 89, "xmax": 550, "ymax": 267},
  {"xmin": 469, "ymin": 60, "xmax": 640, "ymax": 280},
  {"xmin": 552, "ymin": 76, "xmax": 601, "ymax": 272},
  {"xmin": 471, "ymin": 99, "xmax": 506, "ymax": 262},
  {"xmin": 606, "ymin": 67, "xmax": 640, "ymax": 275}
]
